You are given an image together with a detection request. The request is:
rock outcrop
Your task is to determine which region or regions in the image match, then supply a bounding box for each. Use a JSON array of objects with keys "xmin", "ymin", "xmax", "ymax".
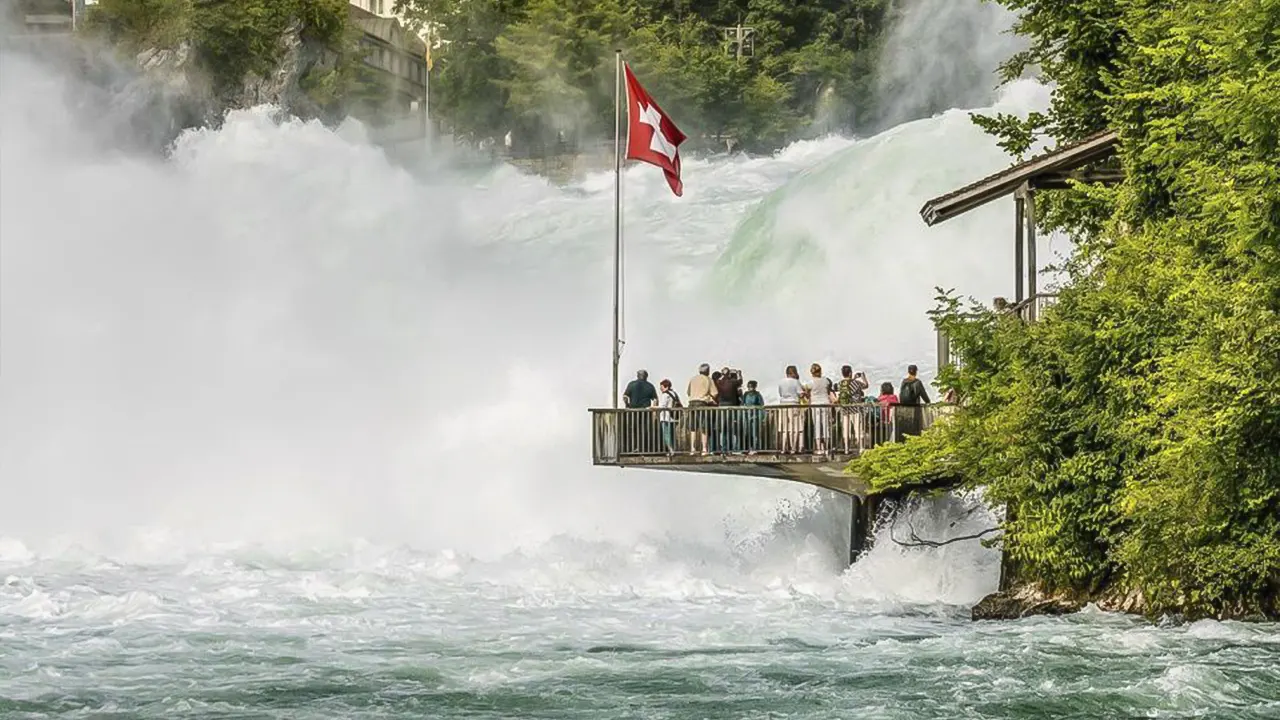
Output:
[
  {"xmin": 973, "ymin": 583, "xmax": 1152, "ymax": 620},
  {"xmin": 972, "ymin": 581, "xmax": 1280, "ymax": 621},
  {"xmin": 22, "ymin": 19, "xmax": 342, "ymax": 154},
  {"xmin": 132, "ymin": 20, "xmax": 336, "ymax": 131},
  {"xmin": 971, "ymin": 585, "xmax": 1086, "ymax": 620}
]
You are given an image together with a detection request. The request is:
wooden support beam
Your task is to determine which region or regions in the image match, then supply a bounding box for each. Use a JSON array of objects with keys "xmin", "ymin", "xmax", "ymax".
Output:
[
  {"xmin": 1026, "ymin": 189, "xmax": 1038, "ymax": 319},
  {"xmin": 1014, "ymin": 192, "xmax": 1026, "ymax": 304},
  {"xmin": 1030, "ymin": 169, "xmax": 1125, "ymax": 190}
]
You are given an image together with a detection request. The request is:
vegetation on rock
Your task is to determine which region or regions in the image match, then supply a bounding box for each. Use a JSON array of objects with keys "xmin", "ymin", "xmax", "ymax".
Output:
[
  {"xmin": 852, "ymin": 0, "xmax": 1280, "ymax": 620},
  {"xmin": 85, "ymin": 0, "xmax": 354, "ymax": 115}
]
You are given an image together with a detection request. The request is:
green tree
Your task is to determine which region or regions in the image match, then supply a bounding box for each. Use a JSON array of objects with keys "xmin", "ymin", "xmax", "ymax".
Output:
[
  {"xmin": 395, "ymin": 0, "xmax": 529, "ymax": 142},
  {"xmin": 854, "ymin": 0, "xmax": 1280, "ymax": 619},
  {"xmin": 395, "ymin": 0, "xmax": 889, "ymax": 151},
  {"xmin": 495, "ymin": 0, "xmax": 630, "ymax": 142}
]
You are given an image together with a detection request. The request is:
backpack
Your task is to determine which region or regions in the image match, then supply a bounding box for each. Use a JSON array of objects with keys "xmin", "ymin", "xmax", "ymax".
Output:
[
  {"xmin": 666, "ymin": 389, "xmax": 683, "ymax": 408},
  {"xmin": 900, "ymin": 378, "xmax": 926, "ymax": 405},
  {"xmin": 838, "ymin": 378, "xmax": 864, "ymax": 404}
]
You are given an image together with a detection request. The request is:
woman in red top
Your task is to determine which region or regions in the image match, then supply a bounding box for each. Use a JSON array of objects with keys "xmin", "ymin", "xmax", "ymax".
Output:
[{"xmin": 876, "ymin": 382, "xmax": 899, "ymax": 444}]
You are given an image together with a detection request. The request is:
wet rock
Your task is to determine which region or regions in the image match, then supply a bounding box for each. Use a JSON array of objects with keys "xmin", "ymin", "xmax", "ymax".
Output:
[{"xmin": 971, "ymin": 585, "xmax": 1084, "ymax": 620}]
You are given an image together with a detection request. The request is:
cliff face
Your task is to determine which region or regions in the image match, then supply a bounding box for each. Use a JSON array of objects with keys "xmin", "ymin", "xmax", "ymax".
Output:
[
  {"xmin": 972, "ymin": 582, "xmax": 1279, "ymax": 623},
  {"xmin": 20, "ymin": 18, "xmax": 343, "ymax": 155},
  {"xmin": 131, "ymin": 20, "xmax": 336, "ymax": 134}
]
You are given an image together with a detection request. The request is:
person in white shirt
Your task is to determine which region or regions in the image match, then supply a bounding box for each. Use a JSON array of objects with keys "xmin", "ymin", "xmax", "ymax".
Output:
[
  {"xmin": 658, "ymin": 379, "xmax": 680, "ymax": 455},
  {"xmin": 777, "ymin": 365, "xmax": 804, "ymax": 454},
  {"xmin": 804, "ymin": 363, "xmax": 835, "ymax": 455}
]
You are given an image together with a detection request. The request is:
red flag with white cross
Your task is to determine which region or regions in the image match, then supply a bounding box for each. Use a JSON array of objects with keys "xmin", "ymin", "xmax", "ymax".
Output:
[{"xmin": 623, "ymin": 63, "xmax": 687, "ymax": 197}]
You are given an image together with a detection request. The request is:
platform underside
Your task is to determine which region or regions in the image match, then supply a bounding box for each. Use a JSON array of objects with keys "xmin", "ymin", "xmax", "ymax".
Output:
[{"xmin": 597, "ymin": 453, "xmax": 869, "ymax": 497}]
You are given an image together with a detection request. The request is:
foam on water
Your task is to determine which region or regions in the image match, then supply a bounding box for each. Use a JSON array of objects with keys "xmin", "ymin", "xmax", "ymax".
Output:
[{"xmin": 0, "ymin": 33, "xmax": 1040, "ymax": 601}]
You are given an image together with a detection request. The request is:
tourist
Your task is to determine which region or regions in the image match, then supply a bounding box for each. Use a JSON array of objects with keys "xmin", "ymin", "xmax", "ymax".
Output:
[
  {"xmin": 686, "ymin": 363, "xmax": 717, "ymax": 455},
  {"xmin": 778, "ymin": 365, "xmax": 804, "ymax": 454},
  {"xmin": 837, "ymin": 366, "xmax": 870, "ymax": 453},
  {"xmin": 898, "ymin": 364, "xmax": 931, "ymax": 406},
  {"xmin": 621, "ymin": 369, "xmax": 658, "ymax": 453},
  {"xmin": 623, "ymin": 369, "xmax": 658, "ymax": 409},
  {"xmin": 741, "ymin": 379, "xmax": 765, "ymax": 454},
  {"xmin": 709, "ymin": 369, "xmax": 724, "ymax": 453},
  {"xmin": 715, "ymin": 366, "xmax": 743, "ymax": 454},
  {"xmin": 658, "ymin": 379, "xmax": 681, "ymax": 455},
  {"xmin": 876, "ymin": 381, "xmax": 899, "ymax": 445},
  {"xmin": 897, "ymin": 364, "xmax": 931, "ymax": 439},
  {"xmin": 805, "ymin": 363, "xmax": 835, "ymax": 456}
]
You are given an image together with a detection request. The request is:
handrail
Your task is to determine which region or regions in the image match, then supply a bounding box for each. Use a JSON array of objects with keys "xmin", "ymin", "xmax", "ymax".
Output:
[
  {"xmin": 1009, "ymin": 292, "xmax": 1059, "ymax": 323},
  {"xmin": 590, "ymin": 403, "xmax": 954, "ymax": 464}
]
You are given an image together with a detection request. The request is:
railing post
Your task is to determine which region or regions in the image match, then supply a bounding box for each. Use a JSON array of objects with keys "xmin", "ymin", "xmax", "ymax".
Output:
[
  {"xmin": 594, "ymin": 411, "xmax": 619, "ymax": 463},
  {"xmin": 1026, "ymin": 189, "xmax": 1038, "ymax": 319}
]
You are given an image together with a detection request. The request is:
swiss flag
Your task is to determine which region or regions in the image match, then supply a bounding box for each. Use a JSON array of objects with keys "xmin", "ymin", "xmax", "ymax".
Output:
[{"xmin": 624, "ymin": 63, "xmax": 687, "ymax": 196}]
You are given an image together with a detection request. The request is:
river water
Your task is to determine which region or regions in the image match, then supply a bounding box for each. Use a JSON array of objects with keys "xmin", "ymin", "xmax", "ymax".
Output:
[{"xmin": 3, "ymin": 7, "xmax": 1280, "ymax": 719}]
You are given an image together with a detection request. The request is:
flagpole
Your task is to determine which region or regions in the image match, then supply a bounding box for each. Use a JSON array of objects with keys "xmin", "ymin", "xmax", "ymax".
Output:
[
  {"xmin": 611, "ymin": 50, "xmax": 623, "ymax": 410},
  {"xmin": 423, "ymin": 27, "xmax": 431, "ymax": 150}
]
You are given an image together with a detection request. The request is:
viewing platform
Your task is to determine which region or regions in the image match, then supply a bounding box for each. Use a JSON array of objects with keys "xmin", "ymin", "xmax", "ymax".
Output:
[{"xmin": 590, "ymin": 404, "xmax": 950, "ymax": 498}]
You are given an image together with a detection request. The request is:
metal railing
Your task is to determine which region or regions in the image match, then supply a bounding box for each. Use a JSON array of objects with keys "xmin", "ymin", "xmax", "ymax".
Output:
[
  {"xmin": 591, "ymin": 404, "xmax": 953, "ymax": 464},
  {"xmin": 1011, "ymin": 292, "xmax": 1059, "ymax": 323}
]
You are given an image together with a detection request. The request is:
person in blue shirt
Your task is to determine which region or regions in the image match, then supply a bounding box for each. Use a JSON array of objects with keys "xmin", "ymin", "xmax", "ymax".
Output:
[
  {"xmin": 741, "ymin": 380, "xmax": 765, "ymax": 454},
  {"xmin": 623, "ymin": 369, "xmax": 658, "ymax": 409},
  {"xmin": 622, "ymin": 370, "xmax": 658, "ymax": 453}
]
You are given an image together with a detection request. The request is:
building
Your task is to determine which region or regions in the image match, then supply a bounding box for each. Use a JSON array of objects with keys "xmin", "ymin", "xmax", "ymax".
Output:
[
  {"xmin": 346, "ymin": 4, "xmax": 429, "ymax": 138},
  {"xmin": 9, "ymin": 0, "xmax": 84, "ymax": 35},
  {"xmin": 349, "ymin": 0, "xmax": 396, "ymax": 19}
]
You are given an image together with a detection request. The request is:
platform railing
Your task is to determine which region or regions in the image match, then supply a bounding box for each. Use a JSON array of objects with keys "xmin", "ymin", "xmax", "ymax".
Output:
[
  {"xmin": 1011, "ymin": 292, "xmax": 1059, "ymax": 323},
  {"xmin": 591, "ymin": 404, "xmax": 952, "ymax": 464}
]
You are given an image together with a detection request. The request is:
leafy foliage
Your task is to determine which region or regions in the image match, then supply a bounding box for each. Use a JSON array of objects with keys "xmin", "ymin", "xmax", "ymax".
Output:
[
  {"xmin": 494, "ymin": 0, "xmax": 631, "ymax": 141},
  {"xmin": 854, "ymin": 0, "xmax": 1280, "ymax": 618},
  {"xmin": 396, "ymin": 0, "xmax": 891, "ymax": 152}
]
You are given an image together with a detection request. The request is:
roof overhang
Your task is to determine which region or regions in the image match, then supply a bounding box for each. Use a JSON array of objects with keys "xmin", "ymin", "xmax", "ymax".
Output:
[{"xmin": 919, "ymin": 130, "xmax": 1120, "ymax": 226}]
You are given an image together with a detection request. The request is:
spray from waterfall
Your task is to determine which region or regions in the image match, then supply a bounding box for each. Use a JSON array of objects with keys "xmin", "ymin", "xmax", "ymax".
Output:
[
  {"xmin": 3, "ymin": 1, "xmax": 1037, "ymax": 607},
  {"xmin": 872, "ymin": 0, "xmax": 1025, "ymax": 130}
]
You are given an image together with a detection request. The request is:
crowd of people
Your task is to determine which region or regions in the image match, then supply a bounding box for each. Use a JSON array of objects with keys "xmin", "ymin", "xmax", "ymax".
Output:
[{"xmin": 621, "ymin": 362, "xmax": 948, "ymax": 457}]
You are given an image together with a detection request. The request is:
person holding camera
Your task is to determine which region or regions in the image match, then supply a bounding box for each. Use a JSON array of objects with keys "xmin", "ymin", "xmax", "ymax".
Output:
[
  {"xmin": 715, "ymin": 366, "xmax": 744, "ymax": 454},
  {"xmin": 837, "ymin": 366, "xmax": 870, "ymax": 452}
]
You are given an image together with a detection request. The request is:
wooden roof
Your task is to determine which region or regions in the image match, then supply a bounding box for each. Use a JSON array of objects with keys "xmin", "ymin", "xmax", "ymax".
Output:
[{"xmin": 919, "ymin": 130, "xmax": 1120, "ymax": 226}]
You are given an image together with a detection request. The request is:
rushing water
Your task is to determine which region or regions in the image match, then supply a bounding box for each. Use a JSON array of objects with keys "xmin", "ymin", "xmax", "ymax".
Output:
[{"xmin": 3, "ymin": 11, "xmax": 1280, "ymax": 720}]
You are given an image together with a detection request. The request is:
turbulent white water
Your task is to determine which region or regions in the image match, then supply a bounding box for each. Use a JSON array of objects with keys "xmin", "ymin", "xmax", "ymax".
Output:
[
  {"xmin": 0, "ymin": 39, "xmax": 1032, "ymax": 583},
  {"xmin": 3, "ymin": 8, "xmax": 1279, "ymax": 719}
]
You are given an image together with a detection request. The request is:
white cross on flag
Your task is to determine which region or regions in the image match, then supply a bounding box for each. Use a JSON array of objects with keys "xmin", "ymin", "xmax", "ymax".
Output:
[{"xmin": 624, "ymin": 63, "xmax": 687, "ymax": 197}]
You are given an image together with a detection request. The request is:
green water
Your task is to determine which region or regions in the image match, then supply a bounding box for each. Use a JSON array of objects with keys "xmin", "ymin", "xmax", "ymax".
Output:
[{"xmin": 2, "ymin": 544, "xmax": 1277, "ymax": 719}]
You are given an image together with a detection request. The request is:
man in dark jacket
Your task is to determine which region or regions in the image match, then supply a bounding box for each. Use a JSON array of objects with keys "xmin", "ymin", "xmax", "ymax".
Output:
[
  {"xmin": 622, "ymin": 370, "xmax": 658, "ymax": 452},
  {"xmin": 896, "ymin": 365, "xmax": 931, "ymax": 439},
  {"xmin": 623, "ymin": 369, "xmax": 658, "ymax": 409},
  {"xmin": 714, "ymin": 367, "xmax": 743, "ymax": 453},
  {"xmin": 898, "ymin": 365, "xmax": 931, "ymax": 406}
]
